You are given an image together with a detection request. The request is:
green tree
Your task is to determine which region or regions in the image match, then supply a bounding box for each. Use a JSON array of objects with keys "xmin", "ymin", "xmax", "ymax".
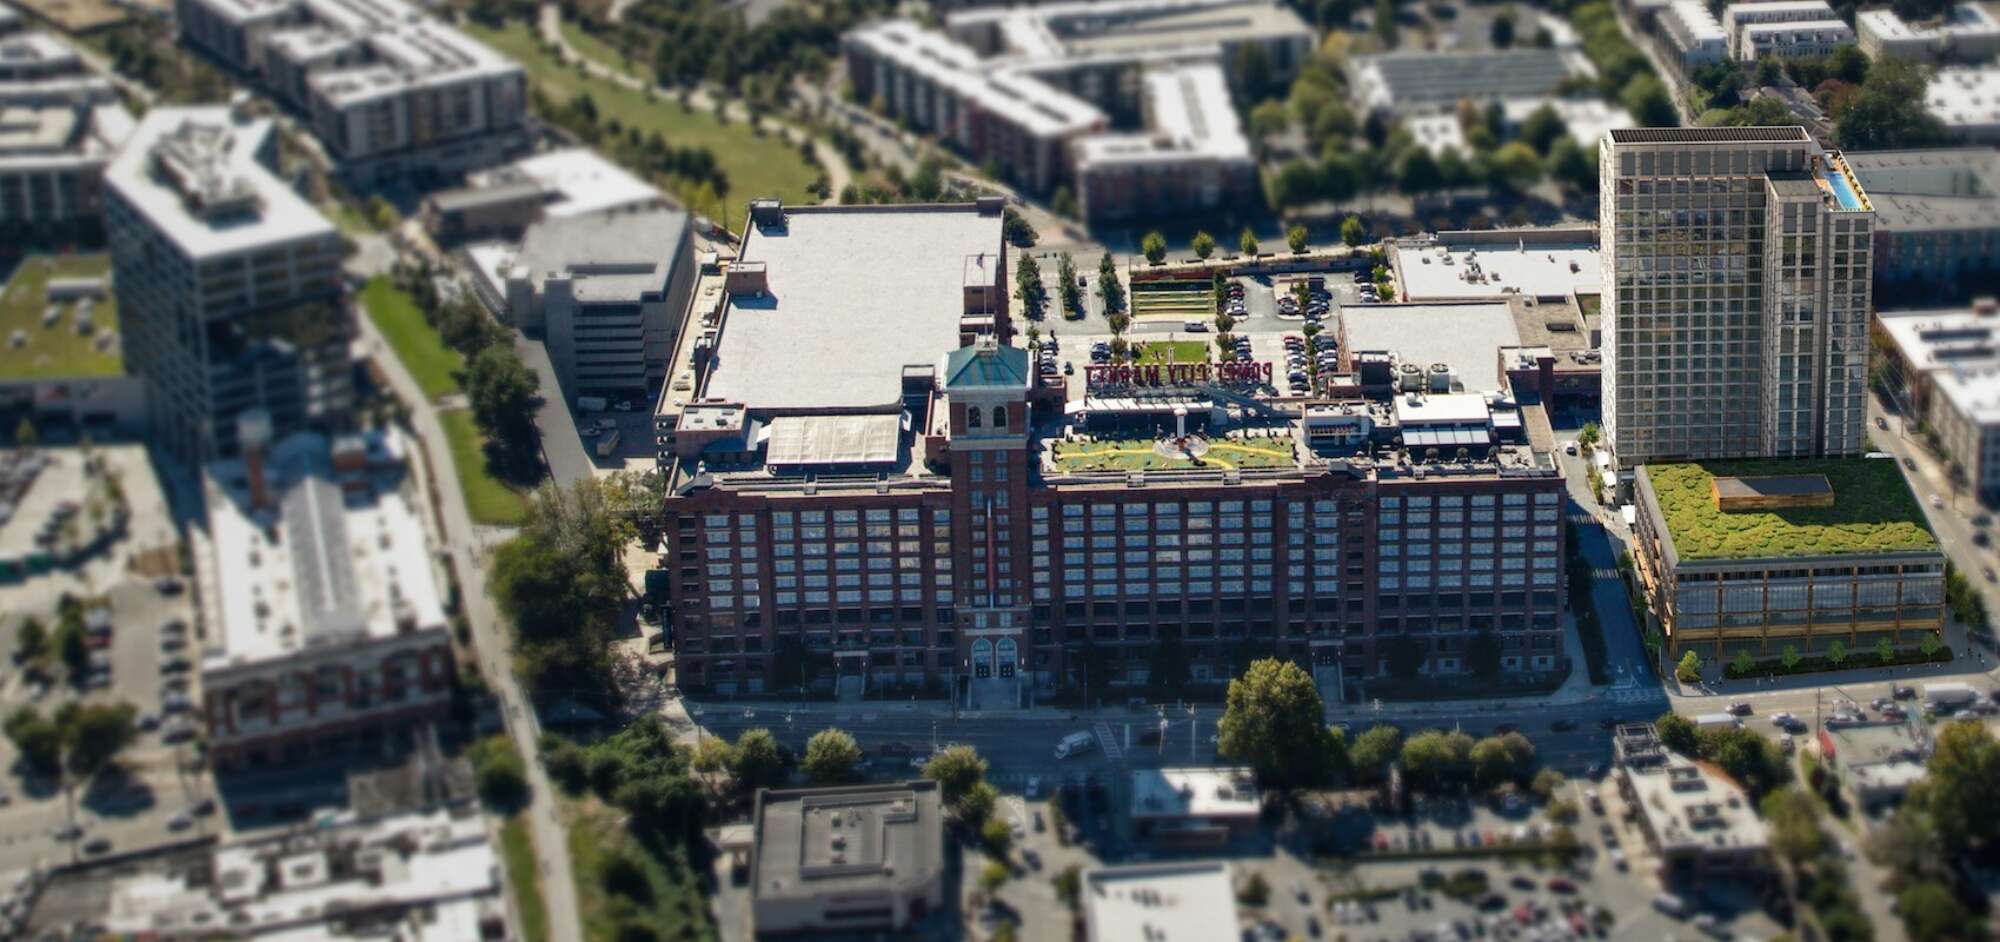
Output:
[
  {"xmin": 1491, "ymin": 9, "xmax": 1516, "ymax": 47},
  {"xmin": 1248, "ymin": 100, "xmax": 1290, "ymax": 142},
  {"xmin": 1385, "ymin": 636, "xmax": 1426, "ymax": 680},
  {"xmin": 958, "ymin": 780, "xmax": 1000, "ymax": 824},
  {"xmin": 1014, "ymin": 252, "xmax": 1044, "ymax": 314},
  {"xmin": 1837, "ymin": 59, "xmax": 1948, "ymax": 150},
  {"xmin": 1890, "ymin": 0, "xmax": 1951, "ymax": 24},
  {"xmin": 980, "ymin": 814, "xmax": 1012, "ymax": 855},
  {"xmin": 1675, "ymin": 649, "xmax": 1702, "ymax": 683},
  {"xmin": 1053, "ymin": 865, "xmax": 1083, "ymax": 910},
  {"xmin": 1731, "ymin": 650, "xmax": 1754, "ymax": 676},
  {"xmin": 1544, "ymin": 135, "xmax": 1592, "ymax": 192},
  {"xmin": 1051, "ymin": 186, "xmax": 1079, "ymax": 219},
  {"xmin": 13, "ymin": 617, "xmax": 47, "ymax": 668},
  {"xmin": 1704, "ymin": 727, "xmax": 1789, "ymax": 797},
  {"xmin": 979, "ymin": 859, "xmax": 1009, "ymax": 894},
  {"xmin": 3, "ymin": 707, "xmax": 59, "ymax": 777},
  {"xmin": 690, "ymin": 736, "xmax": 734, "ymax": 792},
  {"xmin": 1191, "ymin": 231, "xmax": 1216, "ymax": 260},
  {"xmin": 1781, "ymin": 644, "xmax": 1803, "ymax": 670},
  {"xmin": 1002, "ymin": 207, "xmax": 1037, "ymax": 248},
  {"xmin": 1141, "ymin": 231, "xmax": 1168, "ymax": 264},
  {"xmin": 1216, "ymin": 658, "xmax": 1332, "ymax": 788},
  {"xmin": 1374, "ymin": 0, "xmax": 1398, "ymax": 46},
  {"xmin": 1396, "ymin": 148, "xmax": 1443, "ymax": 194},
  {"xmin": 1340, "ymin": 215, "xmax": 1366, "ymax": 248},
  {"xmin": 55, "ymin": 615, "xmax": 88, "ymax": 682},
  {"xmin": 1470, "ymin": 736, "xmax": 1516, "ymax": 786},
  {"xmin": 1917, "ymin": 720, "xmax": 2000, "ymax": 854},
  {"xmin": 367, "ymin": 195, "xmax": 400, "ymax": 231},
  {"xmin": 491, "ymin": 479, "xmax": 629, "ymax": 706},
  {"xmin": 1400, "ymin": 730, "xmax": 1474, "ymax": 790},
  {"xmin": 923, "ymin": 744, "xmax": 989, "ymax": 804},
  {"xmin": 1656, "ymin": 712, "xmax": 1699, "ymax": 755},
  {"xmin": 1288, "ymin": 224, "xmax": 1310, "ymax": 254},
  {"xmin": 1530, "ymin": 768, "xmax": 1565, "ymax": 801},
  {"xmin": 1899, "ymin": 882, "xmax": 1976, "ymax": 942},
  {"xmin": 1492, "ymin": 141, "xmax": 1545, "ymax": 190},
  {"xmin": 1097, "ymin": 251, "xmax": 1124, "ymax": 312},
  {"xmin": 13, "ymin": 417, "xmax": 34, "ymax": 447},
  {"xmin": 1239, "ymin": 871, "xmax": 1271, "ymax": 906},
  {"xmin": 1519, "ymin": 104, "xmax": 1566, "ymax": 155},
  {"xmin": 1239, "ymin": 227, "xmax": 1260, "ymax": 256},
  {"xmin": 1876, "ymin": 637, "xmax": 1896, "ymax": 664},
  {"xmin": 1827, "ymin": 639, "xmax": 1848, "ymax": 665},
  {"xmin": 1350, "ymin": 724, "xmax": 1404, "ymax": 784},
  {"xmin": 471, "ymin": 735, "xmax": 530, "ymax": 811},
  {"xmin": 464, "ymin": 344, "xmax": 540, "ymax": 464},
  {"xmin": 1466, "ymin": 632, "xmax": 1503, "ymax": 678},
  {"xmin": 1622, "ymin": 74, "xmax": 1677, "ymax": 128},
  {"xmin": 730, "ymin": 728, "xmax": 786, "ymax": 795},
  {"xmin": 802, "ymin": 728, "xmax": 862, "ymax": 785}
]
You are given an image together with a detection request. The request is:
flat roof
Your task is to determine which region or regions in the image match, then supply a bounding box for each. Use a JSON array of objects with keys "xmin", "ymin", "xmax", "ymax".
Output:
[
  {"xmin": 701, "ymin": 203, "xmax": 1004, "ymax": 413},
  {"xmin": 1710, "ymin": 474, "xmax": 1832, "ymax": 500},
  {"xmin": 1876, "ymin": 308, "xmax": 2000, "ymax": 423},
  {"xmin": 1352, "ymin": 49, "xmax": 1590, "ymax": 112},
  {"xmin": 1340, "ymin": 302, "xmax": 1521, "ymax": 393},
  {"xmin": 1928, "ymin": 67, "xmax": 2000, "ymax": 129},
  {"xmin": 1083, "ymin": 862, "xmax": 1239, "ymax": 942},
  {"xmin": 204, "ymin": 430, "xmax": 447, "ymax": 670},
  {"xmin": 751, "ymin": 781, "xmax": 944, "ymax": 904},
  {"xmin": 1858, "ymin": 3, "xmax": 1999, "ymax": 41},
  {"xmin": 496, "ymin": 146, "xmax": 662, "ymax": 218},
  {"xmin": 1608, "ymin": 126, "xmax": 1811, "ymax": 144},
  {"xmin": 1395, "ymin": 236, "xmax": 1600, "ymax": 301},
  {"xmin": 1129, "ymin": 767, "xmax": 1260, "ymax": 820},
  {"xmin": 512, "ymin": 207, "xmax": 689, "ymax": 304},
  {"xmin": 1641, "ymin": 460, "xmax": 1938, "ymax": 561},
  {"xmin": 764, "ymin": 413, "xmax": 902, "ymax": 467},
  {"xmin": 1844, "ymin": 148, "xmax": 2000, "ymax": 233},
  {"xmin": 104, "ymin": 107, "xmax": 336, "ymax": 260}
]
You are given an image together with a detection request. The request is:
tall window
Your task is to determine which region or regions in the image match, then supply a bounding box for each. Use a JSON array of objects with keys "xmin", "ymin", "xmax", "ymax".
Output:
[
  {"xmin": 991, "ymin": 406, "xmax": 1007, "ymax": 430},
  {"xmin": 967, "ymin": 407, "xmax": 981, "ymax": 429}
]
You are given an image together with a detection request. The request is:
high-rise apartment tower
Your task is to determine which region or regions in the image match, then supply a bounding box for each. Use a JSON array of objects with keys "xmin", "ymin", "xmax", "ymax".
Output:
[{"xmin": 1599, "ymin": 126, "xmax": 1875, "ymax": 466}]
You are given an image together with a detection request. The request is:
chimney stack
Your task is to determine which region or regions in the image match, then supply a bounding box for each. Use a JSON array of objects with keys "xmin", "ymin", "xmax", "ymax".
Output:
[
  {"xmin": 239, "ymin": 409, "xmax": 274, "ymax": 510},
  {"xmin": 1974, "ymin": 297, "xmax": 1998, "ymax": 318}
]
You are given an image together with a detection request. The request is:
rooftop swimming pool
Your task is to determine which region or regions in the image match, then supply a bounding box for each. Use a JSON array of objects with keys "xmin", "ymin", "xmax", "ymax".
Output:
[{"xmin": 1823, "ymin": 168, "xmax": 1864, "ymax": 210}]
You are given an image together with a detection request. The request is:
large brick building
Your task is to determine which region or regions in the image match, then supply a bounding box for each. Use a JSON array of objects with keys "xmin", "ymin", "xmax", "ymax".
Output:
[{"xmin": 655, "ymin": 200, "xmax": 1567, "ymax": 707}]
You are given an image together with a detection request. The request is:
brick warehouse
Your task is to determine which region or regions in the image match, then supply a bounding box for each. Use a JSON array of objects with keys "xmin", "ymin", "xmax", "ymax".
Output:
[{"xmin": 654, "ymin": 199, "xmax": 1568, "ymax": 707}]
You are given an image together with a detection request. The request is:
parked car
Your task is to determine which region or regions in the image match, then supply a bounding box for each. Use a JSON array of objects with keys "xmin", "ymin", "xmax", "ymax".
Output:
[{"xmin": 1726, "ymin": 701, "xmax": 1753, "ymax": 716}]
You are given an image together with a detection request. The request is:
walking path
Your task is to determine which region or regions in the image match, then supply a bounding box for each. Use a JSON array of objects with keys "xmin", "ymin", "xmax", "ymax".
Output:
[
  {"xmin": 358, "ymin": 313, "xmax": 583, "ymax": 942},
  {"xmin": 534, "ymin": 5, "xmax": 853, "ymax": 202}
]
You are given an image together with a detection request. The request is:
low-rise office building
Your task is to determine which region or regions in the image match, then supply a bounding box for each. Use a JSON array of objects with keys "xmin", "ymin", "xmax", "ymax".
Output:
[
  {"xmin": 175, "ymin": 0, "xmax": 527, "ymax": 181},
  {"xmin": 199, "ymin": 419, "xmax": 454, "ymax": 769},
  {"xmin": 1350, "ymin": 49, "xmax": 1594, "ymax": 116},
  {"xmin": 1083, "ymin": 862, "xmax": 1240, "ymax": 942},
  {"xmin": 502, "ymin": 207, "xmax": 696, "ymax": 399},
  {"xmin": 1661, "ymin": 0, "xmax": 1730, "ymax": 71},
  {"xmin": 1073, "ymin": 61, "xmax": 1258, "ymax": 225},
  {"xmin": 1129, "ymin": 766, "xmax": 1261, "ymax": 847},
  {"xmin": 1821, "ymin": 720, "xmax": 1928, "ymax": 809},
  {"xmin": 1845, "ymin": 149, "xmax": 2000, "ymax": 302},
  {"xmin": 1612, "ymin": 722, "xmax": 1770, "ymax": 887},
  {"xmin": 1406, "ymin": 98, "xmax": 1633, "ymax": 157},
  {"xmin": 749, "ymin": 780, "xmax": 946, "ymax": 935},
  {"xmin": 1629, "ymin": 460, "xmax": 1945, "ymax": 666},
  {"xmin": 105, "ymin": 103, "xmax": 353, "ymax": 460},
  {"xmin": 1857, "ymin": 3, "xmax": 2000, "ymax": 63},
  {"xmin": 1876, "ymin": 303, "xmax": 2000, "ymax": 500},
  {"xmin": 1927, "ymin": 66, "xmax": 2000, "ymax": 144},
  {"xmin": 421, "ymin": 146, "xmax": 666, "ymax": 243}
]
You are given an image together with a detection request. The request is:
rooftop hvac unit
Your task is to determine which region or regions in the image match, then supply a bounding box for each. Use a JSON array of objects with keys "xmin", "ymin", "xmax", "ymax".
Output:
[
  {"xmin": 1428, "ymin": 363, "xmax": 1451, "ymax": 393},
  {"xmin": 1399, "ymin": 363, "xmax": 1423, "ymax": 391}
]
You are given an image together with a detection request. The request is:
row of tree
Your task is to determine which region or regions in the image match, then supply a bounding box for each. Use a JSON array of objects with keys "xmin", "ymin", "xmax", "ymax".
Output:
[{"xmin": 390, "ymin": 266, "xmax": 542, "ymax": 481}]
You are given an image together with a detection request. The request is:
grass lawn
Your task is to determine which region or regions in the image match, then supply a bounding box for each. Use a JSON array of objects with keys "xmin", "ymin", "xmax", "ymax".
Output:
[
  {"xmin": 559, "ymin": 19, "xmax": 627, "ymax": 72},
  {"xmin": 1051, "ymin": 437, "xmax": 1294, "ymax": 472},
  {"xmin": 1646, "ymin": 459, "xmax": 1938, "ymax": 560},
  {"xmin": 1577, "ymin": 293, "xmax": 1600, "ymax": 320},
  {"xmin": 466, "ymin": 21, "xmax": 818, "ymax": 232},
  {"xmin": 564, "ymin": 797, "xmax": 716, "ymax": 942},
  {"xmin": 0, "ymin": 255, "xmax": 121, "ymax": 380},
  {"xmin": 501, "ymin": 815, "xmax": 551, "ymax": 942},
  {"xmin": 440, "ymin": 408, "xmax": 532, "ymax": 526},
  {"xmin": 1137, "ymin": 340, "xmax": 1213, "ymax": 364},
  {"xmin": 320, "ymin": 200, "xmax": 378, "ymax": 237},
  {"xmin": 361, "ymin": 277, "xmax": 462, "ymax": 401}
]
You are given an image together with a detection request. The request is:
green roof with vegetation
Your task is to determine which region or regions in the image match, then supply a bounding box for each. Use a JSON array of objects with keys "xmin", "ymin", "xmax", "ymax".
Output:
[
  {"xmin": 0, "ymin": 255, "xmax": 121, "ymax": 380},
  {"xmin": 1646, "ymin": 459, "xmax": 1938, "ymax": 561}
]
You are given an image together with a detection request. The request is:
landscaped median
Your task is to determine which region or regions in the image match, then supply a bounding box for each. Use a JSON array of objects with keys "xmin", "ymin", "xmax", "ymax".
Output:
[
  {"xmin": 499, "ymin": 814, "xmax": 550, "ymax": 942},
  {"xmin": 440, "ymin": 408, "xmax": 530, "ymax": 526}
]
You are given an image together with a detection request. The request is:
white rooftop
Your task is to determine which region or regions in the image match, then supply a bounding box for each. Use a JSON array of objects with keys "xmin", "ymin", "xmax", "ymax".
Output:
[
  {"xmin": 701, "ymin": 203, "xmax": 1004, "ymax": 414},
  {"xmin": 1620, "ymin": 734, "xmax": 1769, "ymax": 857},
  {"xmin": 1858, "ymin": 3, "xmax": 2000, "ymax": 42},
  {"xmin": 846, "ymin": 20, "xmax": 1104, "ymax": 139},
  {"xmin": 1083, "ymin": 862, "xmax": 1240, "ymax": 942},
  {"xmin": 204, "ymin": 429, "xmax": 446, "ymax": 670},
  {"xmin": 499, "ymin": 146, "xmax": 662, "ymax": 218},
  {"xmin": 1395, "ymin": 235, "xmax": 1602, "ymax": 301},
  {"xmin": 1396, "ymin": 392, "xmax": 1494, "ymax": 426},
  {"xmin": 1927, "ymin": 66, "xmax": 2000, "ymax": 130},
  {"xmin": 1668, "ymin": 0, "xmax": 1728, "ymax": 41},
  {"xmin": 104, "ymin": 106, "xmax": 336, "ymax": 260},
  {"xmin": 1341, "ymin": 302, "xmax": 1523, "ymax": 393},
  {"xmin": 104, "ymin": 808, "xmax": 501, "ymax": 939},
  {"xmin": 1075, "ymin": 61, "xmax": 1251, "ymax": 167},
  {"xmin": 1128, "ymin": 767, "xmax": 1260, "ymax": 820}
]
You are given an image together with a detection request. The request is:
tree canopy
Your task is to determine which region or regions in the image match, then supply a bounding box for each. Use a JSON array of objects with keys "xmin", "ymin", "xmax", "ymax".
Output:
[
  {"xmin": 1216, "ymin": 658, "xmax": 1334, "ymax": 788},
  {"xmin": 1836, "ymin": 59, "xmax": 1949, "ymax": 151},
  {"xmin": 491, "ymin": 478, "xmax": 632, "ymax": 706},
  {"xmin": 802, "ymin": 728, "xmax": 862, "ymax": 785}
]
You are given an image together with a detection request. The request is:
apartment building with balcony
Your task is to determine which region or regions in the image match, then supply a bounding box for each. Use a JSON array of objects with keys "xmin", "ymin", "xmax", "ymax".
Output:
[
  {"xmin": 0, "ymin": 25, "xmax": 132, "ymax": 235},
  {"xmin": 1723, "ymin": 1, "xmax": 1854, "ymax": 60},
  {"xmin": 1857, "ymin": 3, "xmax": 2000, "ymax": 63}
]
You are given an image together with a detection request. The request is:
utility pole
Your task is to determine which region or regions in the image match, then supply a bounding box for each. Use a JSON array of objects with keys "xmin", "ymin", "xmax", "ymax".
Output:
[{"xmin": 1188, "ymin": 703, "xmax": 1198, "ymax": 763}]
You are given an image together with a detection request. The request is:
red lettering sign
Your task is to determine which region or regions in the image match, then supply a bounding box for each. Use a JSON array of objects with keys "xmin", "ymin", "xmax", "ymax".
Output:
[{"xmin": 1084, "ymin": 361, "xmax": 1271, "ymax": 391}]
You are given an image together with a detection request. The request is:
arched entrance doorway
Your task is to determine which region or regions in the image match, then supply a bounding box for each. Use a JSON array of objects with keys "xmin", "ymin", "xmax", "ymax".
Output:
[
  {"xmin": 997, "ymin": 638, "xmax": 1018, "ymax": 679},
  {"xmin": 972, "ymin": 638, "xmax": 994, "ymax": 678}
]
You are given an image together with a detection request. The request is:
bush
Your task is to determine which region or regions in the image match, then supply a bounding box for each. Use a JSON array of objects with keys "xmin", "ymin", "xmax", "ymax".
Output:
[
  {"xmin": 471, "ymin": 736, "xmax": 529, "ymax": 812},
  {"xmin": 979, "ymin": 860, "xmax": 1009, "ymax": 894},
  {"xmin": 980, "ymin": 815, "xmax": 1013, "ymax": 857},
  {"xmin": 601, "ymin": 848, "xmax": 654, "ymax": 903},
  {"xmin": 543, "ymin": 737, "xmax": 588, "ymax": 793},
  {"xmin": 1722, "ymin": 643, "xmax": 1950, "ymax": 679},
  {"xmin": 1239, "ymin": 871, "xmax": 1271, "ymax": 906}
]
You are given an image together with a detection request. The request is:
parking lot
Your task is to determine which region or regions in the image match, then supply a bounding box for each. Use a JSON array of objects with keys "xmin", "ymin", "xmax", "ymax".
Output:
[{"xmin": 0, "ymin": 445, "xmax": 221, "ymax": 872}]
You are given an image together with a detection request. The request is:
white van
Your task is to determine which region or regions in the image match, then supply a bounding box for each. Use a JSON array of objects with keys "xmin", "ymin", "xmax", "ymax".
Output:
[
  {"xmin": 1055, "ymin": 731, "xmax": 1095, "ymax": 759},
  {"xmin": 1653, "ymin": 893, "xmax": 1689, "ymax": 918}
]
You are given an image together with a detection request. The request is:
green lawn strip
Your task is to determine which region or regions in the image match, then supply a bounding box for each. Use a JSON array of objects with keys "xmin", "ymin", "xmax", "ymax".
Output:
[
  {"xmin": 320, "ymin": 200, "xmax": 378, "ymax": 237},
  {"xmin": 500, "ymin": 814, "xmax": 551, "ymax": 942},
  {"xmin": 565, "ymin": 798, "xmax": 716, "ymax": 942},
  {"xmin": 439, "ymin": 408, "xmax": 531, "ymax": 526},
  {"xmin": 0, "ymin": 254, "xmax": 121, "ymax": 380},
  {"xmin": 1137, "ymin": 340, "xmax": 1212, "ymax": 364},
  {"xmin": 361, "ymin": 277, "xmax": 462, "ymax": 400},
  {"xmin": 1647, "ymin": 459, "xmax": 1938, "ymax": 560},
  {"xmin": 466, "ymin": 21, "xmax": 818, "ymax": 232}
]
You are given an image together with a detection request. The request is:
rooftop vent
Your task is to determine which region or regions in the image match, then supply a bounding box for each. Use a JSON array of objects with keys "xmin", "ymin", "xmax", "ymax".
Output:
[{"xmin": 749, "ymin": 198, "xmax": 785, "ymax": 229}]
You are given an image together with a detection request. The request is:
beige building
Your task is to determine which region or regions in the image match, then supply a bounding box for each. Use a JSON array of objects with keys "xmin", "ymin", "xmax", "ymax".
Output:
[
  {"xmin": 1612, "ymin": 723, "xmax": 1770, "ymax": 888},
  {"xmin": 1599, "ymin": 127, "xmax": 1874, "ymax": 466},
  {"xmin": 749, "ymin": 780, "xmax": 946, "ymax": 935}
]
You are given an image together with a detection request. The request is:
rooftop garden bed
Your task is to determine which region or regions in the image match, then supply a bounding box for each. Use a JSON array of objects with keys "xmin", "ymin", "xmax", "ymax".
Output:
[{"xmin": 1648, "ymin": 459, "xmax": 1937, "ymax": 560}]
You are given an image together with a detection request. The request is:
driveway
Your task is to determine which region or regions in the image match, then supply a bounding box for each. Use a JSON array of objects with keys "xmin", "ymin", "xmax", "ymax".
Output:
[{"xmin": 515, "ymin": 335, "xmax": 594, "ymax": 487}]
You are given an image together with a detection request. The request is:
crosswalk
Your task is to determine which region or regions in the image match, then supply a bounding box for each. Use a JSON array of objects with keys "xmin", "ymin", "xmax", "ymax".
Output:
[
  {"xmin": 1607, "ymin": 683, "xmax": 1667, "ymax": 705},
  {"xmin": 1094, "ymin": 720, "xmax": 1122, "ymax": 761}
]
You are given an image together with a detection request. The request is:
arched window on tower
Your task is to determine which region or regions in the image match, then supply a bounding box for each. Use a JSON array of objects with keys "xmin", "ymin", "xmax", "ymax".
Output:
[
  {"xmin": 966, "ymin": 406, "xmax": 981, "ymax": 429},
  {"xmin": 991, "ymin": 405, "xmax": 1007, "ymax": 430}
]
